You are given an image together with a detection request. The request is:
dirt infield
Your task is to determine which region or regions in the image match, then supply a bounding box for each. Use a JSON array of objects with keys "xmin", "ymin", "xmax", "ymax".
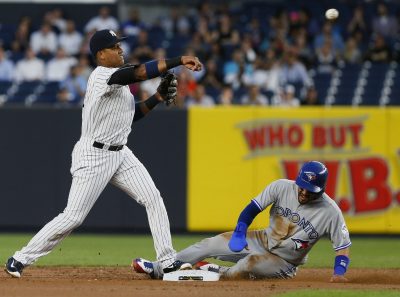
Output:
[{"xmin": 0, "ymin": 267, "xmax": 399, "ymax": 297}]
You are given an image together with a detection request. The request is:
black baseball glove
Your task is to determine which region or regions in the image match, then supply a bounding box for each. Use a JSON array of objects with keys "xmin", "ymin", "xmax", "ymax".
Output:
[{"xmin": 157, "ymin": 72, "xmax": 178, "ymax": 106}]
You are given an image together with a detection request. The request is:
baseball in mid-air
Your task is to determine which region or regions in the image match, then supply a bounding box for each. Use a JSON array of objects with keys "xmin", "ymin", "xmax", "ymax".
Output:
[{"xmin": 325, "ymin": 8, "xmax": 339, "ymax": 20}]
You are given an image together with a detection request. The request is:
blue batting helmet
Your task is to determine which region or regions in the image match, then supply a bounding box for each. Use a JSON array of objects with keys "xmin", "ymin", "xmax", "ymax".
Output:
[{"xmin": 295, "ymin": 161, "xmax": 328, "ymax": 193}]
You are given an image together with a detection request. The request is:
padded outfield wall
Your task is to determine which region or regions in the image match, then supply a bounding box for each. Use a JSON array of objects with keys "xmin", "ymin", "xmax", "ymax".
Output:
[
  {"xmin": 187, "ymin": 107, "xmax": 400, "ymax": 234},
  {"xmin": 0, "ymin": 107, "xmax": 399, "ymax": 234}
]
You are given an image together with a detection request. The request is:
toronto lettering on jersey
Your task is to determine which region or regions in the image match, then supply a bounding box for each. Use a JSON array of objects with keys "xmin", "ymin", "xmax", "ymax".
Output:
[
  {"xmin": 273, "ymin": 206, "xmax": 319, "ymax": 239},
  {"xmin": 236, "ymin": 116, "xmax": 400, "ymax": 216}
]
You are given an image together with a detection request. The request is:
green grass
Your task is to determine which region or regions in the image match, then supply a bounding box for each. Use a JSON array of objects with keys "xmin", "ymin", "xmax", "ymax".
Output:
[
  {"xmin": 0, "ymin": 233, "xmax": 205, "ymax": 266},
  {"xmin": 303, "ymin": 237, "xmax": 400, "ymax": 268},
  {"xmin": 0, "ymin": 233, "xmax": 399, "ymax": 268},
  {"xmin": 276, "ymin": 290, "xmax": 400, "ymax": 297}
]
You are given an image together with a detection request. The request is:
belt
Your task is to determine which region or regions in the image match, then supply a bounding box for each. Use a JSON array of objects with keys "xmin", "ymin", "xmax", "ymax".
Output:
[{"xmin": 93, "ymin": 141, "xmax": 124, "ymax": 151}]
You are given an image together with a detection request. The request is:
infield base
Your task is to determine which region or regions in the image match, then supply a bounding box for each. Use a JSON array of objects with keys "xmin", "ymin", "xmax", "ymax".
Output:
[{"xmin": 163, "ymin": 270, "xmax": 220, "ymax": 281}]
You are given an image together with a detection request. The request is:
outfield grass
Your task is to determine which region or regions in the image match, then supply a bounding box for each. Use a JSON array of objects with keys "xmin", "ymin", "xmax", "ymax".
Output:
[
  {"xmin": 276, "ymin": 290, "xmax": 400, "ymax": 297},
  {"xmin": 0, "ymin": 233, "xmax": 399, "ymax": 268}
]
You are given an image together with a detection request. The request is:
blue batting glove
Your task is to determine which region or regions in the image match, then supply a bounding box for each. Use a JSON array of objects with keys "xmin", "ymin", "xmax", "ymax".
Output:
[{"xmin": 228, "ymin": 222, "xmax": 248, "ymax": 252}]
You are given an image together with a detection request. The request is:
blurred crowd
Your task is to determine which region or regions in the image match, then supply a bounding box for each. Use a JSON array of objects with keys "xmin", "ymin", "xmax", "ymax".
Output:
[{"xmin": 0, "ymin": 1, "xmax": 399, "ymax": 107}]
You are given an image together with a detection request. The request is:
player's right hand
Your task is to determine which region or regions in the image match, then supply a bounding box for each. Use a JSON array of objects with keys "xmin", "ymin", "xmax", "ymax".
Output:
[
  {"xmin": 228, "ymin": 222, "xmax": 248, "ymax": 252},
  {"xmin": 181, "ymin": 56, "xmax": 202, "ymax": 71}
]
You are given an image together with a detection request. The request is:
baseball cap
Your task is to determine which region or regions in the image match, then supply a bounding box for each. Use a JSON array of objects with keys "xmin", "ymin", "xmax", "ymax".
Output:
[{"xmin": 89, "ymin": 29, "xmax": 127, "ymax": 56}]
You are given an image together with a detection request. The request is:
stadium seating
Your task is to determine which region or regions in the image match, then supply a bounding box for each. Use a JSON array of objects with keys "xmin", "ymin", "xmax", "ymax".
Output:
[{"xmin": 4, "ymin": 81, "xmax": 41, "ymax": 105}]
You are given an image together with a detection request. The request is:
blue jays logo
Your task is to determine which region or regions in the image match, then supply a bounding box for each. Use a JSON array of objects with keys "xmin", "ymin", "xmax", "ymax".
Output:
[
  {"xmin": 304, "ymin": 171, "xmax": 316, "ymax": 181},
  {"xmin": 291, "ymin": 238, "xmax": 310, "ymax": 250}
]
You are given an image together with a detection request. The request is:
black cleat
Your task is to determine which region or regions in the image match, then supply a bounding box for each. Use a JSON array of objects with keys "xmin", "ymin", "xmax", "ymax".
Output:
[
  {"xmin": 163, "ymin": 260, "xmax": 192, "ymax": 274},
  {"xmin": 5, "ymin": 257, "xmax": 24, "ymax": 278}
]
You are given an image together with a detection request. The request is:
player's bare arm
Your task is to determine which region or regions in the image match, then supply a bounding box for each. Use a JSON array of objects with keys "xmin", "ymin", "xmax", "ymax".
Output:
[
  {"xmin": 107, "ymin": 56, "xmax": 202, "ymax": 85},
  {"xmin": 330, "ymin": 247, "xmax": 350, "ymax": 283}
]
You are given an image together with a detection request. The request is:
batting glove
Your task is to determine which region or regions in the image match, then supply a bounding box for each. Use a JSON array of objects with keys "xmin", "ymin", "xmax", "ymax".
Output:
[{"xmin": 228, "ymin": 222, "xmax": 248, "ymax": 252}]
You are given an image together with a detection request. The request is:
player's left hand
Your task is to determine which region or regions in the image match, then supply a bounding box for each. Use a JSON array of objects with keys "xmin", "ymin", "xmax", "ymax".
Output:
[
  {"xmin": 330, "ymin": 274, "xmax": 348, "ymax": 283},
  {"xmin": 157, "ymin": 72, "xmax": 177, "ymax": 106},
  {"xmin": 181, "ymin": 56, "xmax": 202, "ymax": 71}
]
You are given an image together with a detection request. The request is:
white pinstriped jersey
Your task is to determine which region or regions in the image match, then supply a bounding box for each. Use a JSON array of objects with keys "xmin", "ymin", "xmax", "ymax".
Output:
[
  {"xmin": 253, "ymin": 179, "xmax": 351, "ymax": 266},
  {"xmin": 13, "ymin": 64, "xmax": 178, "ymax": 268},
  {"xmin": 81, "ymin": 66, "xmax": 135, "ymax": 145}
]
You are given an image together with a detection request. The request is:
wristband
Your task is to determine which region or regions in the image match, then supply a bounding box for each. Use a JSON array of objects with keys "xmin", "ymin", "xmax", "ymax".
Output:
[
  {"xmin": 334, "ymin": 255, "xmax": 350, "ymax": 276},
  {"xmin": 144, "ymin": 60, "xmax": 160, "ymax": 79},
  {"xmin": 165, "ymin": 56, "xmax": 182, "ymax": 69},
  {"xmin": 144, "ymin": 94, "xmax": 161, "ymax": 110}
]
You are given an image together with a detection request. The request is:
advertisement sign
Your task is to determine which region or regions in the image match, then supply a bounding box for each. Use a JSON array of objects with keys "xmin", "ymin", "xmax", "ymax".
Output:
[{"xmin": 187, "ymin": 107, "xmax": 400, "ymax": 233}]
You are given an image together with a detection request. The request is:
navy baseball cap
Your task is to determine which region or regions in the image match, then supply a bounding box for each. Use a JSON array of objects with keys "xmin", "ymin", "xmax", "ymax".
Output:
[{"xmin": 89, "ymin": 29, "xmax": 127, "ymax": 56}]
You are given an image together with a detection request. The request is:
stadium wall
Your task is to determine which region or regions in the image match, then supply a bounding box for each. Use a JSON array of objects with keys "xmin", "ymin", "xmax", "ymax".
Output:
[
  {"xmin": 1, "ymin": 107, "xmax": 400, "ymax": 234},
  {"xmin": 0, "ymin": 107, "xmax": 187, "ymax": 232}
]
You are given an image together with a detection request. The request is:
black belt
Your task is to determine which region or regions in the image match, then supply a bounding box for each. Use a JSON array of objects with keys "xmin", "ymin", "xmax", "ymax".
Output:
[{"xmin": 93, "ymin": 141, "xmax": 124, "ymax": 151}]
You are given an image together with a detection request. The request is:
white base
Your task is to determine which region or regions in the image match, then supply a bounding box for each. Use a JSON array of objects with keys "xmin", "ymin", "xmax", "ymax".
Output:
[{"xmin": 163, "ymin": 270, "xmax": 220, "ymax": 281}]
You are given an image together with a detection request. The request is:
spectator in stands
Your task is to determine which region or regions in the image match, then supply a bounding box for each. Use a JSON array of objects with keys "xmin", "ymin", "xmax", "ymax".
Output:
[
  {"xmin": 243, "ymin": 17, "xmax": 263, "ymax": 49},
  {"xmin": 0, "ymin": 47, "xmax": 14, "ymax": 81},
  {"xmin": 347, "ymin": 5, "xmax": 369, "ymax": 44},
  {"xmin": 372, "ymin": 2, "xmax": 398, "ymax": 41},
  {"xmin": 84, "ymin": 6, "xmax": 119, "ymax": 33},
  {"xmin": 77, "ymin": 54, "xmax": 93, "ymax": 80},
  {"xmin": 57, "ymin": 64, "xmax": 86, "ymax": 105},
  {"xmin": 314, "ymin": 22, "xmax": 344, "ymax": 53},
  {"xmin": 30, "ymin": 22, "xmax": 58, "ymax": 57},
  {"xmin": 14, "ymin": 47, "xmax": 45, "ymax": 82},
  {"xmin": 59, "ymin": 20, "xmax": 83, "ymax": 56},
  {"xmin": 292, "ymin": 28, "xmax": 314, "ymax": 69},
  {"xmin": 223, "ymin": 48, "xmax": 253, "ymax": 89},
  {"xmin": 343, "ymin": 36, "xmax": 362, "ymax": 64},
  {"xmin": 186, "ymin": 85, "xmax": 215, "ymax": 107},
  {"xmin": 301, "ymin": 86, "xmax": 320, "ymax": 106},
  {"xmin": 46, "ymin": 48, "xmax": 78, "ymax": 82},
  {"xmin": 176, "ymin": 67, "xmax": 197, "ymax": 108},
  {"xmin": 218, "ymin": 85, "xmax": 234, "ymax": 105},
  {"xmin": 241, "ymin": 84, "xmax": 268, "ymax": 106},
  {"xmin": 44, "ymin": 8, "xmax": 67, "ymax": 34},
  {"xmin": 186, "ymin": 32, "xmax": 209, "ymax": 62},
  {"xmin": 241, "ymin": 36, "xmax": 257, "ymax": 64},
  {"xmin": 199, "ymin": 58, "xmax": 223, "ymax": 90},
  {"xmin": 11, "ymin": 16, "xmax": 32, "ymax": 55},
  {"xmin": 272, "ymin": 84, "xmax": 300, "ymax": 107},
  {"xmin": 279, "ymin": 49, "xmax": 312, "ymax": 90},
  {"xmin": 243, "ymin": 57, "xmax": 268, "ymax": 90},
  {"xmin": 130, "ymin": 29, "xmax": 154, "ymax": 63},
  {"xmin": 315, "ymin": 39, "xmax": 338, "ymax": 74},
  {"xmin": 211, "ymin": 13, "xmax": 240, "ymax": 56},
  {"xmin": 297, "ymin": 7, "xmax": 320, "ymax": 38},
  {"xmin": 364, "ymin": 34, "xmax": 392, "ymax": 63},
  {"xmin": 121, "ymin": 8, "xmax": 146, "ymax": 40},
  {"xmin": 161, "ymin": 7, "xmax": 191, "ymax": 38},
  {"xmin": 244, "ymin": 51, "xmax": 281, "ymax": 97}
]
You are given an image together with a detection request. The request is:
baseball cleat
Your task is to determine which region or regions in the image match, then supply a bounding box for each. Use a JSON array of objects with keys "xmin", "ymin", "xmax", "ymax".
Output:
[
  {"xmin": 195, "ymin": 261, "xmax": 220, "ymax": 273},
  {"xmin": 132, "ymin": 258, "xmax": 155, "ymax": 276},
  {"xmin": 163, "ymin": 260, "xmax": 192, "ymax": 274},
  {"xmin": 4, "ymin": 257, "xmax": 25, "ymax": 278}
]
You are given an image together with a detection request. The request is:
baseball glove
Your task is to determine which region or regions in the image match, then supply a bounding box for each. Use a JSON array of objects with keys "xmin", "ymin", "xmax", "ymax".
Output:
[{"xmin": 157, "ymin": 72, "xmax": 178, "ymax": 106}]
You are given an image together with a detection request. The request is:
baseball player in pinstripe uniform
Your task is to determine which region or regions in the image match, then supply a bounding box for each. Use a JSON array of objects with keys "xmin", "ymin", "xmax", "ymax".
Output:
[
  {"xmin": 134, "ymin": 161, "xmax": 352, "ymax": 282},
  {"xmin": 5, "ymin": 29, "xmax": 202, "ymax": 278}
]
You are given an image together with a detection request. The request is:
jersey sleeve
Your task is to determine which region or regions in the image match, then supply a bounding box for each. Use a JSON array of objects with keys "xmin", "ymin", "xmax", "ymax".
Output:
[
  {"xmin": 253, "ymin": 180, "xmax": 283, "ymax": 210},
  {"xmin": 93, "ymin": 67, "xmax": 122, "ymax": 97},
  {"xmin": 327, "ymin": 207, "xmax": 352, "ymax": 251}
]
